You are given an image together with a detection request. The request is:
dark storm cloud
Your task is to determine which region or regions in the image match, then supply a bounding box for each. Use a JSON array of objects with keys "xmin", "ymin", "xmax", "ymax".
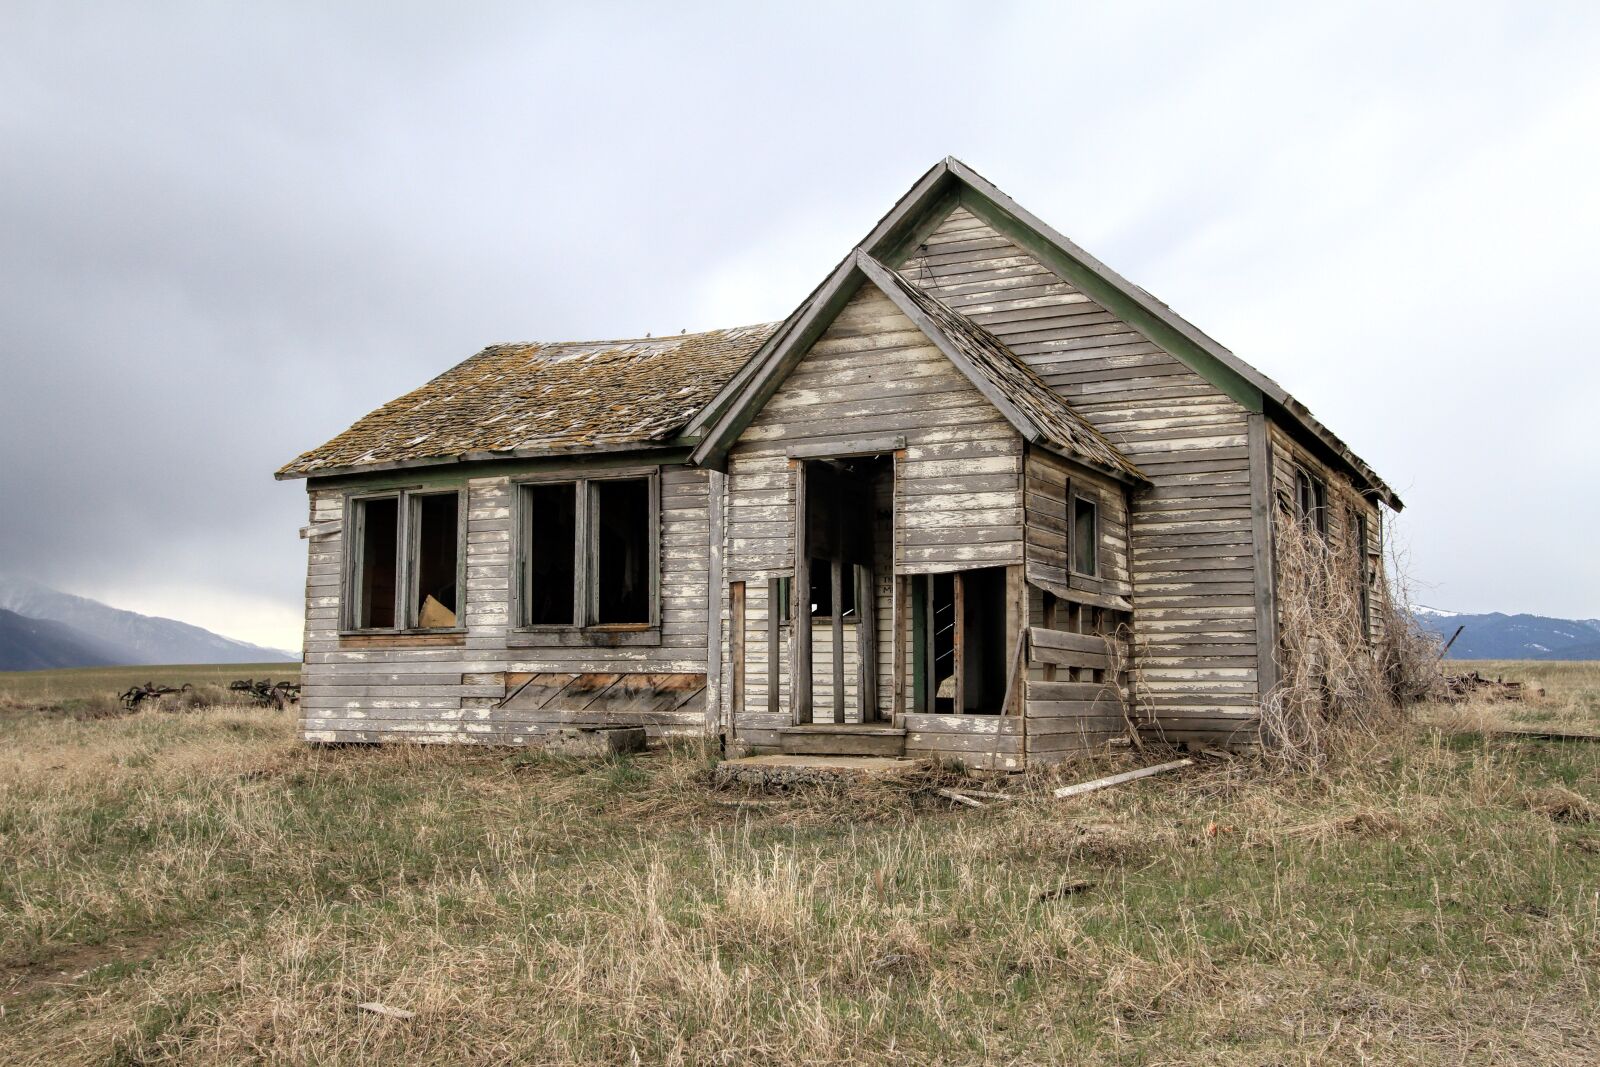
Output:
[{"xmin": 2, "ymin": 2, "xmax": 1598, "ymax": 645}]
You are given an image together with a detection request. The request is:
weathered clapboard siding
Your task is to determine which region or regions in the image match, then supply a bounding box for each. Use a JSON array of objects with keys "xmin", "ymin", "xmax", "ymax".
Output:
[
  {"xmin": 1268, "ymin": 421, "xmax": 1386, "ymax": 648},
  {"xmin": 299, "ymin": 464, "xmax": 715, "ymax": 743},
  {"xmin": 723, "ymin": 284, "xmax": 1024, "ymax": 736},
  {"xmin": 1023, "ymin": 445, "xmax": 1131, "ymax": 596},
  {"xmin": 903, "ymin": 713, "xmax": 1023, "ymax": 771},
  {"xmin": 903, "ymin": 206, "xmax": 1260, "ymax": 744}
]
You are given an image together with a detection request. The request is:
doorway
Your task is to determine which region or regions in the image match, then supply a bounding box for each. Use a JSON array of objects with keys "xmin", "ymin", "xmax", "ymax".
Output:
[{"xmin": 793, "ymin": 454, "xmax": 892, "ymax": 724}]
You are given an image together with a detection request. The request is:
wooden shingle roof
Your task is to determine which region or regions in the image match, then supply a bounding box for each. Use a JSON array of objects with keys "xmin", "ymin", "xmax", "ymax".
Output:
[{"xmin": 277, "ymin": 324, "xmax": 777, "ymax": 479}]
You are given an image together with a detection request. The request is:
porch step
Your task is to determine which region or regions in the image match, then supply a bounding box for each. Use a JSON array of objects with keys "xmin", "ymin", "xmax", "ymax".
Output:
[{"xmin": 776, "ymin": 723, "xmax": 906, "ymax": 757}]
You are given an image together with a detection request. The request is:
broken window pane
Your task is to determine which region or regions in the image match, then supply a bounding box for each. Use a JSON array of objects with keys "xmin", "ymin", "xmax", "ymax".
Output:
[
  {"xmin": 525, "ymin": 482, "xmax": 577, "ymax": 625},
  {"xmin": 594, "ymin": 478, "xmax": 650, "ymax": 624},
  {"xmin": 356, "ymin": 496, "xmax": 398, "ymax": 629},
  {"xmin": 413, "ymin": 492, "xmax": 459, "ymax": 628},
  {"xmin": 1072, "ymin": 496, "xmax": 1099, "ymax": 576}
]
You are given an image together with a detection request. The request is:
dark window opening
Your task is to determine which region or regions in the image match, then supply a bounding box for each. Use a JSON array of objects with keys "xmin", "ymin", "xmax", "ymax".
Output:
[
  {"xmin": 413, "ymin": 493, "xmax": 459, "ymax": 628},
  {"xmin": 775, "ymin": 576, "xmax": 792, "ymax": 624},
  {"xmin": 356, "ymin": 497, "xmax": 398, "ymax": 629},
  {"xmin": 594, "ymin": 478, "xmax": 651, "ymax": 624},
  {"xmin": 1072, "ymin": 496, "xmax": 1099, "ymax": 576},
  {"xmin": 915, "ymin": 567, "xmax": 1008, "ymax": 715},
  {"xmin": 930, "ymin": 572, "xmax": 956, "ymax": 713},
  {"xmin": 1294, "ymin": 468, "xmax": 1327, "ymax": 534},
  {"xmin": 525, "ymin": 482, "xmax": 577, "ymax": 625}
]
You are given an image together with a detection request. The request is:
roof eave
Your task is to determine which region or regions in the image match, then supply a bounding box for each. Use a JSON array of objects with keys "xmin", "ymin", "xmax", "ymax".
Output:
[{"xmin": 280, "ymin": 437, "xmax": 690, "ymax": 484}]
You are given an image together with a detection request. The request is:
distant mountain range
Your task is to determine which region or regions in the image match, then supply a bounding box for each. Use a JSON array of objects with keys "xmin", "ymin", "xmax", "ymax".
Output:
[
  {"xmin": 0, "ymin": 576, "xmax": 295, "ymax": 671},
  {"xmin": 1414, "ymin": 607, "xmax": 1600, "ymax": 660}
]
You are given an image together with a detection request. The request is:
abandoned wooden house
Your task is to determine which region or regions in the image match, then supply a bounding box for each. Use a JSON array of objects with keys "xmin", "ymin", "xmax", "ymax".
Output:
[{"xmin": 277, "ymin": 158, "xmax": 1401, "ymax": 767}]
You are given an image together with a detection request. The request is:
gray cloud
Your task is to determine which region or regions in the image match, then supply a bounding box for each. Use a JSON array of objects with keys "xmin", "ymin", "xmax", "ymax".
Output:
[{"xmin": 2, "ymin": 1, "xmax": 1597, "ymax": 647}]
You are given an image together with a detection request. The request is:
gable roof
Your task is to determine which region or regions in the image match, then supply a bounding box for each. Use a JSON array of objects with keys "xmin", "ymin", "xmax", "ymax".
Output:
[
  {"xmin": 276, "ymin": 324, "xmax": 776, "ymax": 480},
  {"xmin": 858, "ymin": 257, "xmax": 1144, "ymax": 482},
  {"xmin": 687, "ymin": 158, "xmax": 1401, "ymax": 510},
  {"xmin": 685, "ymin": 252, "xmax": 1143, "ymax": 484}
]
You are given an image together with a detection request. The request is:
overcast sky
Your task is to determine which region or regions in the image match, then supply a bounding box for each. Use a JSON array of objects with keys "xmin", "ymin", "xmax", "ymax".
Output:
[{"xmin": 2, "ymin": 2, "xmax": 1597, "ymax": 650}]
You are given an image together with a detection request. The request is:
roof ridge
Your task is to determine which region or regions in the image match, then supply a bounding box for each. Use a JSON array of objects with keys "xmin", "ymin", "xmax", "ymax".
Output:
[{"xmin": 481, "ymin": 321, "xmax": 780, "ymax": 351}]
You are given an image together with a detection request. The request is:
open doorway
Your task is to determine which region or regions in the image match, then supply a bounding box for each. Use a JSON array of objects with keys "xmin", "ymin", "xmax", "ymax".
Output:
[
  {"xmin": 912, "ymin": 566, "xmax": 1009, "ymax": 715},
  {"xmin": 795, "ymin": 454, "xmax": 892, "ymax": 724}
]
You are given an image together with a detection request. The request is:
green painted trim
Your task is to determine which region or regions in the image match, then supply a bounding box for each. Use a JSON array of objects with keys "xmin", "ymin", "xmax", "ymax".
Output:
[
  {"xmin": 307, "ymin": 448, "xmax": 692, "ymax": 493},
  {"xmin": 873, "ymin": 184, "xmax": 962, "ymax": 269},
  {"xmin": 959, "ymin": 189, "xmax": 1265, "ymax": 415}
]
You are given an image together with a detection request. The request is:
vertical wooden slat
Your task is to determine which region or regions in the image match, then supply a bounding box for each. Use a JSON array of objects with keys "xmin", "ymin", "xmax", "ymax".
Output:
[
  {"xmin": 894, "ymin": 574, "xmax": 909, "ymax": 720},
  {"xmin": 767, "ymin": 577, "xmax": 781, "ymax": 718},
  {"xmin": 831, "ymin": 559, "xmax": 845, "ymax": 724},
  {"xmin": 855, "ymin": 563, "xmax": 876, "ymax": 722},
  {"xmin": 1247, "ymin": 412, "xmax": 1280, "ymax": 697},
  {"xmin": 706, "ymin": 470, "xmax": 725, "ymax": 736},
  {"xmin": 1042, "ymin": 591, "xmax": 1058, "ymax": 683},
  {"xmin": 729, "ymin": 581, "xmax": 745, "ymax": 741},
  {"xmin": 792, "ymin": 460, "xmax": 811, "ymax": 725},
  {"xmin": 1004, "ymin": 564, "xmax": 1025, "ymax": 686}
]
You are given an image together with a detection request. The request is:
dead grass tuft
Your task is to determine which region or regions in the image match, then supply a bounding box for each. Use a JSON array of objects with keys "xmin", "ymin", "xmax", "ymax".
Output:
[{"xmin": 1523, "ymin": 785, "xmax": 1599, "ymax": 824}]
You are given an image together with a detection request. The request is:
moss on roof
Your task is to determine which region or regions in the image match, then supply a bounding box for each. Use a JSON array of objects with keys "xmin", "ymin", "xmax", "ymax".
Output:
[{"xmin": 277, "ymin": 324, "xmax": 778, "ymax": 478}]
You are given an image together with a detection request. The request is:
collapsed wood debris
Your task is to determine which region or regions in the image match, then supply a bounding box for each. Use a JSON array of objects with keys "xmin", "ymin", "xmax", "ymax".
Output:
[
  {"xmin": 1053, "ymin": 758, "xmax": 1194, "ymax": 800},
  {"xmin": 1445, "ymin": 671, "xmax": 1527, "ymax": 703}
]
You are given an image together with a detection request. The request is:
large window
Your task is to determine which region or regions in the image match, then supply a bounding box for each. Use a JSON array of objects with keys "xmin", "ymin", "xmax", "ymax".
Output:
[
  {"xmin": 518, "ymin": 473, "xmax": 657, "ymax": 630},
  {"xmin": 346, "ymin": 490, "xmax": 461, "ymax": 631}
]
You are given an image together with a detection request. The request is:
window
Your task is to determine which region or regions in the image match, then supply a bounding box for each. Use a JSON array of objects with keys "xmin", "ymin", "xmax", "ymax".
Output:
[
  {"xmin": 517, "ymin": 473, "xmax": 657, "ymax": 630},
  {"xmin": 1294, "ymin": 468, "xmax": 1327, "ymax": 534},
  {"xmin": 1355, "ymin": 509, "xmax": 1373, "ymax": 639},
  {"xmin": 1071, "ymin": 495, "xmax": 1099, "ymax": 577},
  {"xmin": 346, "ymin": 490, "xmax": 462, "ymax": 631}
]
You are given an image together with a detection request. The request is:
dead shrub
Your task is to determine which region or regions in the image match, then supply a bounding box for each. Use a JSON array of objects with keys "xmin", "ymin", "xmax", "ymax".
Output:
[{"xmin": 1261, "ymin": 510, "xmax": 1443, "ymax": 768}]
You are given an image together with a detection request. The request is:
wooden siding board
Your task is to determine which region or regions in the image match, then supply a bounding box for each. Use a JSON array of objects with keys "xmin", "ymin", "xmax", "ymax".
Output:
[{"xmin": 902, "ymin": 206, "xmax": 1264, "ymax": 742}]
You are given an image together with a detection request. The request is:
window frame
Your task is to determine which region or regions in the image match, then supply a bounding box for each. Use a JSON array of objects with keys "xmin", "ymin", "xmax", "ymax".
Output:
[
  {"xmin": 511, "ymin": 466, "xmax": 661, "ymax": 646},
  {"xmin": 1293, "ymin": 466, "xmax": 1328, "ymax": 535},
  {"xmin": 1354, "ymin": 507, "xmax": 1374, "ymax": 643},
  {"xmin": 341, "ymin": 487, "xmax": 467, "ymax": 635},
  {"xmin": 1069, "ymin": 490, "xmax": 1102, "ymax": 579}
]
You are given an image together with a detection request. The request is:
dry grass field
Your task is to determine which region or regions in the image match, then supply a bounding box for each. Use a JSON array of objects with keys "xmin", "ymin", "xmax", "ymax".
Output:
[{"xmin": 1, "ymin": 662, "xmax": 1598, "ymax": 1064}]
